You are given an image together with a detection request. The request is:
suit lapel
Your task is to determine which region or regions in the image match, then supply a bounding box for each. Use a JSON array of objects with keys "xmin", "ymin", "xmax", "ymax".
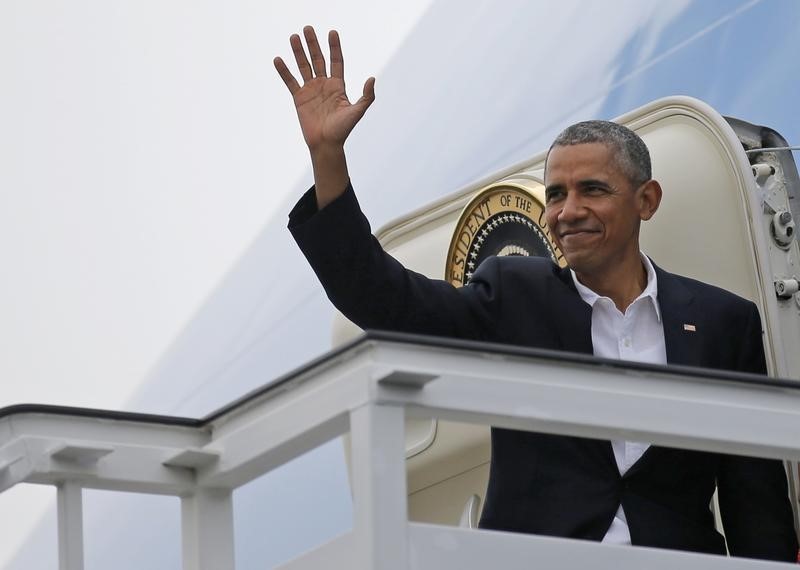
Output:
[
  {"xmin": 553, "ymin": 266, "xmax": 593, "ymax": 354},
  {"xmin": 553, "ymin": 265, "xmax": 617, "ymax": 471},
  {"xmin": 654, "ymin": 264, "xmax": 702, "ymax": 368}
]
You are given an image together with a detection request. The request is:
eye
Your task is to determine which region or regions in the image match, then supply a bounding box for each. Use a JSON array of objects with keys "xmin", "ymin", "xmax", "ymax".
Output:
[
  {"xmin": 584, "ymin": 185, "xmax": 608, "ymax": 195},
  {"xmin": 545, "ymin": 188, "xmax": 564, "ymax": 203}
]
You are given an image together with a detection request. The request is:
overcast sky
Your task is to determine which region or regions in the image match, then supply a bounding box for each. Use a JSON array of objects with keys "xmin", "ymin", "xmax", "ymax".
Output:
[
  {"xmin": 0, "ymin": 1, "xmax": 433, "ymax": 564},
  {"xmin": 0, "ymin": 0, "xmax": 432, "ymax": 410}
]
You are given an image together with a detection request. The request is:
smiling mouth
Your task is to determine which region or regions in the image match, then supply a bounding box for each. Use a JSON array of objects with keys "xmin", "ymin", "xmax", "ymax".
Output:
[{"xmin": 560, "ymin": 229, "xmax": 599, "ymax": 239}]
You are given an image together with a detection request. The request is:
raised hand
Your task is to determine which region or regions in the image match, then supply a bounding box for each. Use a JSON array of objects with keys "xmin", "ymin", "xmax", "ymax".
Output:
[
  {"xmin": 274, "ymin": 27, "xmax": 375, "ymax": 151},
  {"xmin": 274, "ymin": 26, "xmax": 375, "ymax": 207}
]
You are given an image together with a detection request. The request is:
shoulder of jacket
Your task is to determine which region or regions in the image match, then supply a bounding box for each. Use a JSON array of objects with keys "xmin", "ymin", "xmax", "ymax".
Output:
[
  {"xmin": 664, "ymin": 271, "xmax": 756, "ymax": 311},
  {"xmin": 479, "ymin": 255, "xmax": 564, "ymax": 285},
  {"xmin": 490, "ymin": 255, "xmax": 559, "ymax": 272}
]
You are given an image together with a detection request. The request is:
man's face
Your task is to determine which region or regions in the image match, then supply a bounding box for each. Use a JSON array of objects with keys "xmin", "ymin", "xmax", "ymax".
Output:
[{"xmin": 544, "ymin": 142, "xmax": 652, "ymax": 276}]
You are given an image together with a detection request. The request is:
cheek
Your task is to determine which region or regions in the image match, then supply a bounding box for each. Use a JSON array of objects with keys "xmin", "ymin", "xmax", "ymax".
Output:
[
  {"xmin": 544, "ymin": 209, "xmax": 557, "ymax": 230},
  {"xmin": 544, "ymin": 212, "xmax": 559, "ymax": 243},
  {"xmin": 604, "ymin": 214, "xmax": 632, "ymax": 240}
]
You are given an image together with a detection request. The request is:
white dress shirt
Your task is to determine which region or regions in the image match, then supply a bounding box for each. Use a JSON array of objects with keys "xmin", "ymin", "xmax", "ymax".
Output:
[{"xmin": 570, "ymin": 254, "xmax": 667, "ymax": 545}]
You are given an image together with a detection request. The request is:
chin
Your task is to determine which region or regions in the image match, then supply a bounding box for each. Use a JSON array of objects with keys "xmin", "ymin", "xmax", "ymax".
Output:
[{"xmin": 562, "ymin": 254, "xmax": 598, "ymax": 275}]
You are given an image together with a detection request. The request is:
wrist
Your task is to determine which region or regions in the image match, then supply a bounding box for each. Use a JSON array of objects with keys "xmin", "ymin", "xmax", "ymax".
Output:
[
  {"xmin": 309, "ymin": 143, "xmax": 344, "ymax": 162},
  {"xmin": 310, "ymin": 145, "xmax": 349, "ymax": 209}
]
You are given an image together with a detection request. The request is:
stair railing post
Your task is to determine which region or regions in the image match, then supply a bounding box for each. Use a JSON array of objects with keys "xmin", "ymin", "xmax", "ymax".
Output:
[
  {"xmin": 181, "ymin": 487, "xmax": 235, "ymax": 570},
  {"xmin": 350, "ymin": 403, "xmax": 409, "ymax": 570},
  {"xmin": 57, "ymin": 481, "xmax": 84, "ymax": 570}
]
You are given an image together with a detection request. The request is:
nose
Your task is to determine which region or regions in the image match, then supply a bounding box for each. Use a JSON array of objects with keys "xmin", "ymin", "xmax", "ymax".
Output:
[{"xmin": 557, "ymin": 190, "xmax": 585, "ymax": 223}]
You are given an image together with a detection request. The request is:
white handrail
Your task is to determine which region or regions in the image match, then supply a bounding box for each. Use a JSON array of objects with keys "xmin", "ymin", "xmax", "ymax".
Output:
[{"xmin": 0, "ymin": 333, "xmax": 798, "ymax": 569}]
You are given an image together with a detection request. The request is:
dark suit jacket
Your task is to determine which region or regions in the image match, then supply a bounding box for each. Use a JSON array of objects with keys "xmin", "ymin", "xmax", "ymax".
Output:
[{"xmin": 289, "ymin": 184, "xmax": 798, "ymax": 561}]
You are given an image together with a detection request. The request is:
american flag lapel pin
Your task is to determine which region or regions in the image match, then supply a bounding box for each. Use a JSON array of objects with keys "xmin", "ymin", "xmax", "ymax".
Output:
[{"xmin": 683, "ymin": 323, "xmax": 696, "ymax": 332}]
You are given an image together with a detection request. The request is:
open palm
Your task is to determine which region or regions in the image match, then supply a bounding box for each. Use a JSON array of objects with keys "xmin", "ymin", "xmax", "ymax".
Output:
[{"xmin": 274, "ymin": 27, "xmax": 375, "ymax": 151}]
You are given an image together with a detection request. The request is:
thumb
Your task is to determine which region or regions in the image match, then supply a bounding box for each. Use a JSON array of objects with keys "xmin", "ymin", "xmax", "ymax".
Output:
[{"xmin": 354, "ymin": 76, "xmax": 376, "ymax": 111}]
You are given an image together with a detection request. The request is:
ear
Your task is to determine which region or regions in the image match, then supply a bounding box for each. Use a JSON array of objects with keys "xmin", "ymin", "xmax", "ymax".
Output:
[{"xmin": 638, "ymin": 179, "xmax": 662, "ymax": 221}]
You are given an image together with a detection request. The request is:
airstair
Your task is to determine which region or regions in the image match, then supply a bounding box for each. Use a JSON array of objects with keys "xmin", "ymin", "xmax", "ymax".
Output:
[{"xmin": 1, "ymin": 331, "xmax": 798, "ymax": 569}]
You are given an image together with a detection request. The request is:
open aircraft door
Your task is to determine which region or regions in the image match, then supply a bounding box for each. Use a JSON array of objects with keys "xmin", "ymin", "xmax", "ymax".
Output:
[{"xmin": 332, "ymin": 96, "xmax": 800, "ymax": 529}]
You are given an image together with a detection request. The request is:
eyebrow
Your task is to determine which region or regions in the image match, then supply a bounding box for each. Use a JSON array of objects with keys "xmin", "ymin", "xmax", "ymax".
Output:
[
  {"xmin": 577, "ymin": 179, "xmax": 612, "ymax": 189},
  {"xmin": 544, "ymin": 179, "xmax": 612, "ymax": 195}
]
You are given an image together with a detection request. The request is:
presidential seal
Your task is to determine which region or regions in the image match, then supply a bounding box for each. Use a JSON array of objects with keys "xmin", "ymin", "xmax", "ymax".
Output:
[{"xmin": 445, "ymin": 183, "xmax": 565, "ymax": 287}]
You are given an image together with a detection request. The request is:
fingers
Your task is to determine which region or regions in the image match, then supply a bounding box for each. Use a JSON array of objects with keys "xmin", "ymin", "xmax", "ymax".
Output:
[
  {"xmin": 290, "ymin": 33, "xmax": 313, "ymax": 82},
  {"xmin": 303, "ymin": 26, "xmax": 327, "ymax": 78},
  {"xmin": 329, "ymin": 30, "xmax": 344, "ymax": 79},
  {"xmin": 273, "ymin": 57, "xmax": 300, "ymax": 95},
  {"xmin": 281, "ymin": 27, "xmax": 356, "ymax": 88}
]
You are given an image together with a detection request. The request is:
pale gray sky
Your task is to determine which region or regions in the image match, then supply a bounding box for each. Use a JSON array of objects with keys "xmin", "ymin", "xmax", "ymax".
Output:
[{"xmin": 0, "ymin": 1, "xmax": 433, "ymax": 564}]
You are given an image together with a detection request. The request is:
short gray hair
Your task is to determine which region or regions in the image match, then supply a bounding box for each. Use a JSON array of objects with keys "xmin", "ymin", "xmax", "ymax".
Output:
[{"xmin": 547, "ymin": 120, "xmax": 652, "ymax": 186}]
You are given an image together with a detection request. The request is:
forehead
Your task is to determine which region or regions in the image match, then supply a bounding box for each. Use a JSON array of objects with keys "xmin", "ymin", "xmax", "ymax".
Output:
[{"xmin": 544, "ymin": 142, "xmax": 622, "ymax": 184}]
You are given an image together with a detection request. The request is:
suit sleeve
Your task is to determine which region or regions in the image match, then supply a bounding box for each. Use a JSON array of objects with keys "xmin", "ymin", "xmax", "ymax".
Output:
[
  {"xmin": 717, "ymin": 302, "xmax": 798, "ymax": 561},
  {"xmin": 288, "ymin": 183, "xmax": 503, "ymax": 340}
]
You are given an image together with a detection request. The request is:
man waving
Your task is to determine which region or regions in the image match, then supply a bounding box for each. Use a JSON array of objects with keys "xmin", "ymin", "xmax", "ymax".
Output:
[{"xmin": 276, "ymin": 26, "xmax": 798, "ymax": 560}]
